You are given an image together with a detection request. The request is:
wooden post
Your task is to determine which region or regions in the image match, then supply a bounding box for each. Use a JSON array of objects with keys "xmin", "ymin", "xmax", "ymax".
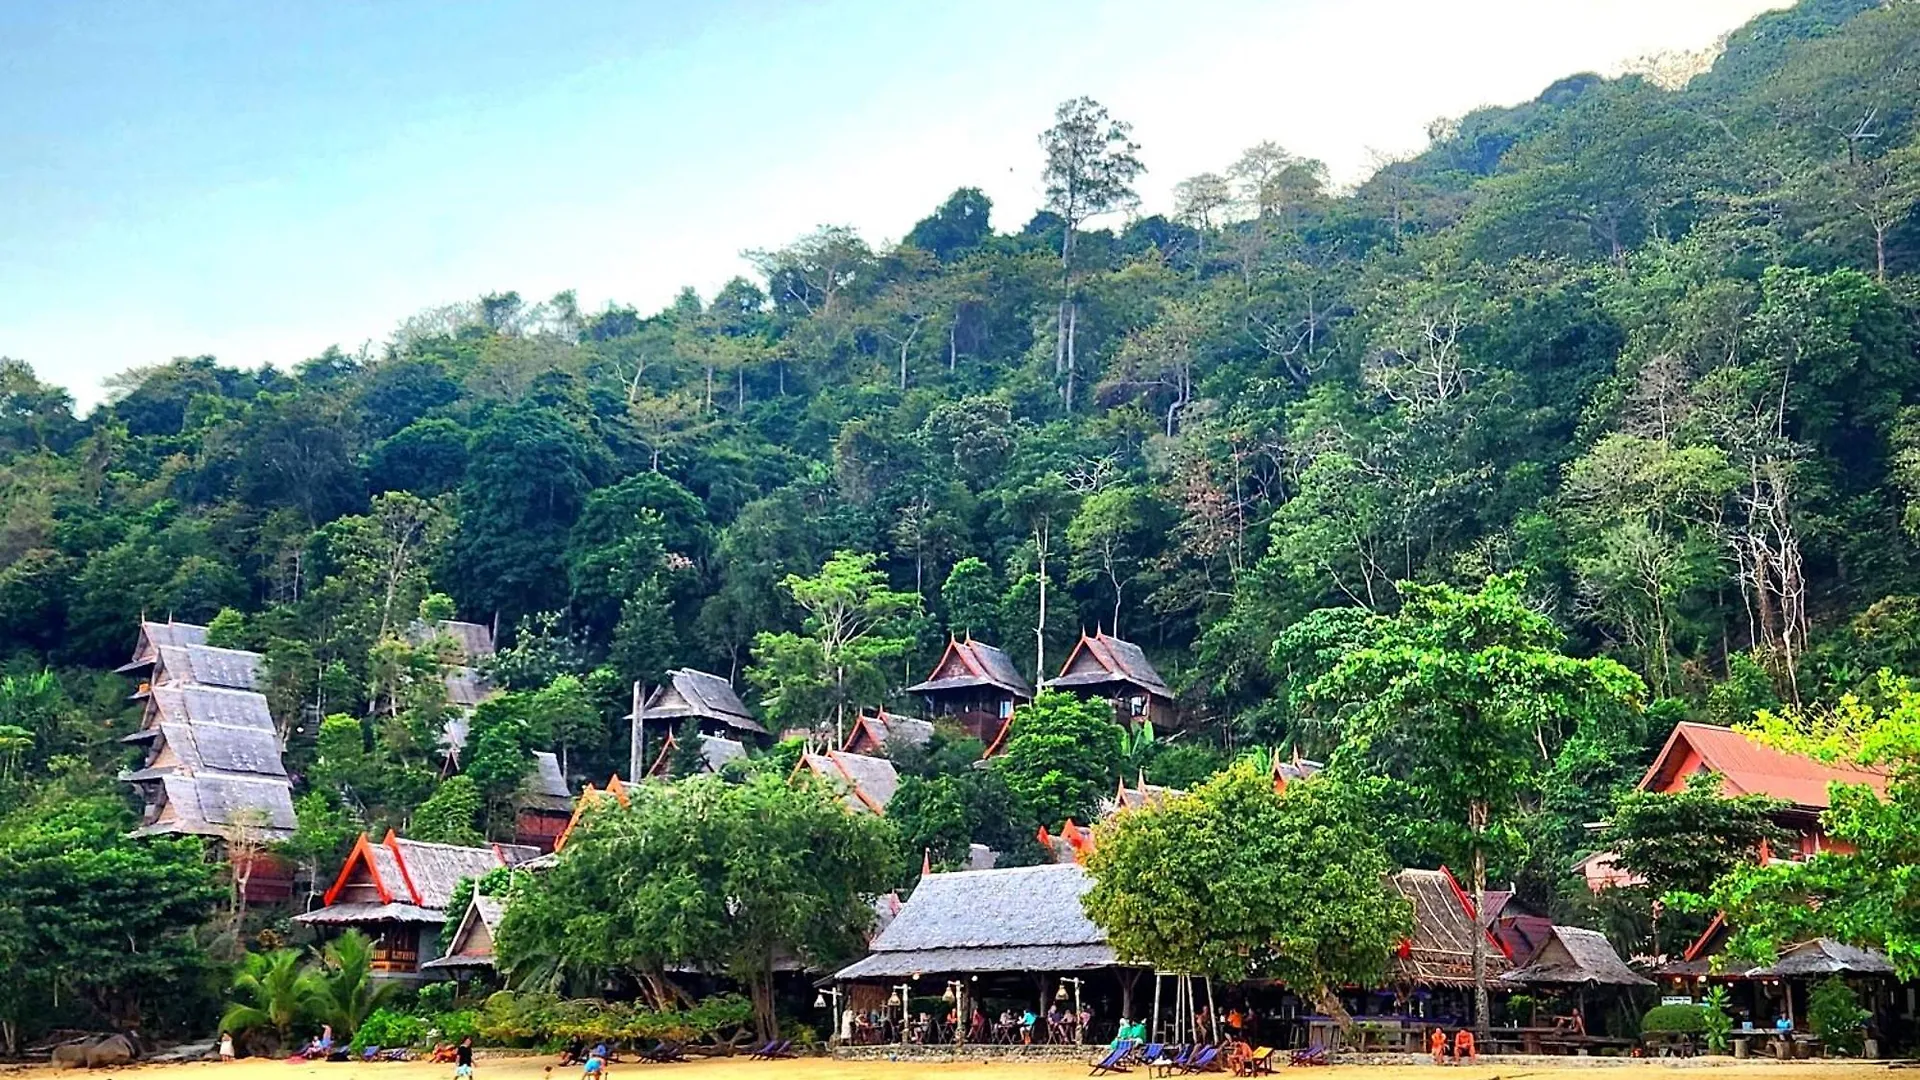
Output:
[{"xmin": 1151, "ymin": 972, "xmax": 1164, "ymax": 1043}]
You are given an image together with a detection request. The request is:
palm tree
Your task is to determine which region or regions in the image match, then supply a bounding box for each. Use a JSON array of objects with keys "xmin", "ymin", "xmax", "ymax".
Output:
[
  {"xmin": 222, "ymin": 949, "xmax": 325, "ymax": 1050},
  {"xmin": 313, "ymin": 930, "xmax": 401, "ymax": 1038}
]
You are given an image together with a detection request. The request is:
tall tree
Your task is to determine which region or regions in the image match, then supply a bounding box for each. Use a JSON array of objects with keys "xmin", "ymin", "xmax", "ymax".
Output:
[
  {"xmin": 1040, "ymin": 97, "xmax": 1145, "ymax": 409},
  {"xmin": 747, "ymin": 550, "xmax": 921, "ymax": 742}
]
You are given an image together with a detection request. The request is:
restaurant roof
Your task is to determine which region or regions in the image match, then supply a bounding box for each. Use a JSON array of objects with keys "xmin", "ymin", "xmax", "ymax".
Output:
[{"xmin": 1640, "ymin": 722, "xmax": 1891, "ymax": 811}]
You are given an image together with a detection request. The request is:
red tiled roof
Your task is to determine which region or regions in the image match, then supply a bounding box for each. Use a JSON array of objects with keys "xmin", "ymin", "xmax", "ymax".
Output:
[{"xmin": 1639, "ymin": 722, "xmax": 1891, "ymax": 811}]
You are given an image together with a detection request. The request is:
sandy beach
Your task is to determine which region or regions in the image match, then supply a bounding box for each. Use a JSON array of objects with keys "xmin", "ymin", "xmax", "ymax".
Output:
[{"xmin": 6, "ymin": 1054, "xmax": 1899, "ymax": 1080}]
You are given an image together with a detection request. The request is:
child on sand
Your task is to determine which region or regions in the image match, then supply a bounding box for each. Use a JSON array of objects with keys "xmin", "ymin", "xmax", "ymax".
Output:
[
  {"xmin": 582, "ymin": 1048, "xmax": 606, "ymax": 1080},
  {"xmin": 220, "ymin": 1032, "xmax": 235, "ymax": 1063}
]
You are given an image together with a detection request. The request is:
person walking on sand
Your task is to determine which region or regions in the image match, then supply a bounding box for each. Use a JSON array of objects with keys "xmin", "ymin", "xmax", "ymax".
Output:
[
  {"xmin": 582, "ymin": 1047, "xmax": 606, "ymax": 1080},
  {"xmin": 457, "ymin": 1037, "xmax": 474, "ymax": 1075},
  {"xmin": 220, "ymin": 1032, "xmax": 235, "ymax": 1063}
]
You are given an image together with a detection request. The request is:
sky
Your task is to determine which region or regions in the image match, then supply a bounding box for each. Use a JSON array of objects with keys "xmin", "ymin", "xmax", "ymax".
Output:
[{"xmin": 2, "ymin": 0, "xmax": 1787, "ymax": 409}]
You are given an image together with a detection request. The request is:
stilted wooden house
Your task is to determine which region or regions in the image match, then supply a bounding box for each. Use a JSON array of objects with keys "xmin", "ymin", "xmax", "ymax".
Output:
[
  {"xmin": 1634, "ymin": 721, "xmax": 1890, "ymax": 859},
  {"xmin": 904, "ymin": 637, "xmax": 1033, "ymax": 742},
  {"xmin": 645, "ymin": 730, "xmax": 749, "ymax": 778},
  {"xmin": 512, "ymin": 751, "xmax": 574, "ymax": 853},
  {"xmin": 796, "ymin": 750, "xmax": 901, "ymax": 815},
  {"xmin": 1043, "ymin": 631, "xmax": 1175, "ymax": 726},
  {"xmin": 117, "ymin": 621, "xmax": 298, "ymax": 899},
  {"xmin": 628, "ymin": 668, "xmax": 767, "ymax": 748},
  {"xmin": 841, "ymin": 710, "xmax": 935, "ymax": 756},
  {"xmin": 295, "ymin": 831, "xmax": 538, "ymax": 981}
]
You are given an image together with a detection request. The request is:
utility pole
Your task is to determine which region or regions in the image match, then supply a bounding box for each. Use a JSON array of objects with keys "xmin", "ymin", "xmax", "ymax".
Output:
[{"xmin": 629, "ymin": 681, "xmax": 644, "ymax": 781}]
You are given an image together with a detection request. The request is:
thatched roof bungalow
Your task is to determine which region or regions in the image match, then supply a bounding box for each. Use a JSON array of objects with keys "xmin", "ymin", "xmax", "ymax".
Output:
[
  {"xmin": 796, "ymin": 750, "xmax": 900, "ymax": 815},
  {"xmin": 295, "ymin": 831, "xmax": 539, "ymax": 980},
  {"xmin": 905, "ymin": 637, "xmax": 1033, "ymax": 742},
  {"xmin": 421, "ymin": 894, "xmax": 508, "ymax": 973},
  {"xmin": 1043, "ymin": 631, "xmax": 1175, "ymax": 726},
  {"xmin": 629, "ymin": 668, "xmax": 766, "ymax": 739},
  {"xmin": 1499, "ymin": 926, "xmax": 1652, "ymax": 988},
  {"xmin": 1388, "ymin": 868, "xmax": 1511, "ymax": 986},
  {"xmin": 841, "ymin": 711, "xmax": 935, "ymax": 756}
]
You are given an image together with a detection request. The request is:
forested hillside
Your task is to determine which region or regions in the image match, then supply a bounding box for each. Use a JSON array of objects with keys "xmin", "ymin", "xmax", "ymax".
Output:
[{"xmin": 5, "ymin": 0, "xmax": 1920, "ymax": 1003}]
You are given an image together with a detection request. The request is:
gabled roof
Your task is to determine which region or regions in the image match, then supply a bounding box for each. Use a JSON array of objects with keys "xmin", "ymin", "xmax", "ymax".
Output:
[
  {"xmin": 842, "ymin": 711, "xmax": 935, "ymax": 755},
  {"xmin": 1044, "ymin": 631, "xmax": 1173, "ymax": 700},
  {"xmin": 444, "ymin": 666, "xmax": 493, "ymax": 708},
  {"xmin": 552, "ymin": 775, "xmax": 631, "ymax": 852},
  {"xmin": 833, "ymin": 863, "xmax": 1122, "ymax": 979},
  {"xmin": 1389, "ymin": 868, "xmax": 1510, "ymax": 986},
  {"xmin": 1753, "ymin": 938, "xmax": 1895, "ymax": 977},
  {"xmin": 1639, "ymin": 721, "xmax": 1891, "ymax": 811},
  {"xmin": 421, "ymin": 894, "xmax": 509, "ymax": 969},
  {"xmin": 630, "ymin": 669, "xmax": 765, "ymax": 735},
  {"xmin": 797, "ymin": 751, "xmax": 901, "ymax": 814},
  {"xmin": 522, "ymin": 751, "xmax": 572, "ymax": 812},
  {"xmin": 314, "ymin": 830, "xmax": 535, "ymax": 913},
  {"xmin": 116, "ymin": 620, "xmax": 209, "ymax": 671},
  {"xmin": 137, "ymin": 773, "xmax": 298, "ymax": 838},
  {"xmin": 1103, "ymin": 775, "xmax": 1185, "ymax": 818},
  {"xmin": 647, "ymin": 731, "xmax": 749, "ymax": 777},
  {"xmin": 408, "ymin": 619, "xmax": 496, "ymax": 663},
  {"xmin": 133, "ymin": 721, "xmax": 286, "ymax": 778},
  {"xmin": 148, "ymin": 643, "xmax": 260, "ymax": 691},
  {"xmin": 146, "ymin": 684, "xmax": 277, "ymax": 732},
  {"xmin": 1499, "ymin": 925, "xmax": 1652, "ymax": 987},
  {"xmin": 906, "ymin": 638, "xmax": 1034, "ymax": 699}
]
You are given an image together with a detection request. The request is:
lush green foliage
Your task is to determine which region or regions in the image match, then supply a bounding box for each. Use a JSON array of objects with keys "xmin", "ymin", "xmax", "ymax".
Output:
[
  {"xmin": 1807, "ymin": 976, "xmax": 1870, "ymax": 1055},
  {"xmin": 1083, "ymin": 765, "xmax": 1410, "ymax": 1016},
  {"xmin": 496, "ymin": 773, "xmax": 894, "ymax": 1037},
  {"xmin": 1639, "ymin": 1003, "xmax": 1708, "ymax": 1035},
  {"xmin": 994, "ymin": 690, "xmax": 1127, "ymax": 827},
  {"xmin": 1603, "ymin": 773, "xmax": 1790, "ymax": 896}
]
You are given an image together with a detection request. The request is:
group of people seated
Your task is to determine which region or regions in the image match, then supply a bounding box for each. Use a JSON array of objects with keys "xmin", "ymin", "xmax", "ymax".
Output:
[{"xmin": 1428, "ymin": 1028, "xmax": 1478, "ymax": 1064}]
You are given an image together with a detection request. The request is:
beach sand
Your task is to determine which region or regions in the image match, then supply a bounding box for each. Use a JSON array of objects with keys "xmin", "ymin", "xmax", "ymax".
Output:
[{"xmin": 5, "ymin": 1054, "xmax": 1898, "ymax": 1080}]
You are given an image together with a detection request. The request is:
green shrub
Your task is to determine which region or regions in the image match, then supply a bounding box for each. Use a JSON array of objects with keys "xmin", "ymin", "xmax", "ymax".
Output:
[
  {"xmin": 1809, "ymin": 977, "xmax": 1869, "ymax": 1056},
  {"xmin": 1641, "ymin": 1003, "xmax": 1707, "ymax": 1035},
  {"xmin": 431, "ymin": 1009, "xmax": 480, "ymax": 1044},
  {"xmin": 1702, "ymin": 987, "xmax": 1734, "ymax": 1053},
  {"xmin": 416, "ymin": 981, "xmax": 457, "ymax": 1014},
  {"xmin": 352, "ymin": 1008, "xmax": 428, "ymax": 1051}
]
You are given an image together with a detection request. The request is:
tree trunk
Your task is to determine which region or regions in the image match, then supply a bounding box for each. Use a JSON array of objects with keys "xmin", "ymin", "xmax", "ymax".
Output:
[
  {"xmin": 749, "ymin": 970, "xmax": 778, "ymax": 1041},
  {"xmin": 1064, "ymin": 303, "xmax": 1079, "ymax": 412},
  {"xmin": 1470, "ymin": 798, "xmax": 1490, "ymax": 1037},
  {"xmin": 1035, "ymin": 531, "xmax": 1050, "ymax": 684}
]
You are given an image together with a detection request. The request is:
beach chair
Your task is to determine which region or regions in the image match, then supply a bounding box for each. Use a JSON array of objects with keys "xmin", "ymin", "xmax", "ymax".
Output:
[
  {"xmin": 1135, "ymin": 1043, "xmax": 1165, "ymax": 1065},
  {"xmin": 1090, "ymin": 1039, "xmax": 1139, "ymax": 1076},
  {"xmin": 746, "ymin": 1041, "xmax": 779, "ymax": 1060},
  {"xmin": 769, "ymin": 1040, "xmax": 797, "ymax": 1059},
  {"xmin": 1150, "ymin": 1045, "xmax": 1193, "ymax": 1078},
  {"xmin": 1288, "ymin": 1046, "xmax": 1329, "ymax": 1067},
  {"xmin": 383, "ymin": 1048, "xmax": 415, "ymax": 1062},
  {"xmin": 641, "ymin": 1041, "xmax": 687, "ymax": 1063},
  {"xmin": 1183, "ymin": 1046, "xmax": 1221, "ymax": 1073},
  {"xmin": 1242, "ymin": 1047, "xmax": 1274, "ymax": 1075},
  {"xmin": 359, "ymin": 1046, "xmax": 381, "ymax": 1062}
]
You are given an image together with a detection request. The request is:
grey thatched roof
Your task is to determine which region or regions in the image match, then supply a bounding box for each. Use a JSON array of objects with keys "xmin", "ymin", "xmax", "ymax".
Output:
[
  {"xmin": 846, "ymin": 713, "xmax": 934, "ymax": 753},
  {"xmin": 632, "ymin": 669, "xmax": 765, "ymax": 735},
  {"xmin": 1500, "ymin": 926, "xmax": 1652, "ymax": 987},
  {"xmin": 294, "ymin": 901, "xmax": 443, "ymax": 925},
  {"xmin": 1045, "ymin": 632, "xmax": 1172, "ymax": 700},
  {"xmin": 383, "ymin": 837, "xmax": 527, "ymax": 909},
  {"xmin": 420, "ymin": 894, "xmax": 508, "ymax": 969},
  {"xmin": 834, "ymin": 863, "xmax": 1120, "ymax": 979},
  {"xmin": 152, "ymin": 643, "xmax": 260, "ymax": 690},
  {"xmin": 1389, "ymin": 868, "xmax": 1510, "ymax": 986},
  {"xmin": 801, "ymin": 751, "xmax": 900, "ymax": 814},
  {"xmin": 408, "ymin": 619, "xmax": 496, "ymax": 662},
  {"xmin": 522, "ymin": 751, "xmax": 573, "ymax": 812},
  {"xmin": 118, "ymin": 620, "xmax": 209, "ymax": 671},
  {"xmin": 444, "ymin": 665, "xmax": 493, "ymax": 707},
  {"xmin": 1755, "ymin": 939, "xmax": 1895, "ymax": 977},
  {"xmin": 147, "ymin": 684, "xmax": 276, "ymax": 731},
  {"xmin": 140, "ymin": 773, "xmax": 298, "ymax": 837},
  {"xmin": 147, "ymin": 721, "xmax": 286, "ymax": 778},
  {"xmin": 906, "ymin": 640, "xmax": 1034, "ymax": 698},
  {"xmin": 700, "ymin": 734, "xmax": 748, "ymax": 770}
]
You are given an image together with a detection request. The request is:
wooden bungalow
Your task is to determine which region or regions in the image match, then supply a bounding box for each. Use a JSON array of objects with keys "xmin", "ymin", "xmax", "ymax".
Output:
[
  {"xmin": 645, "ymin": 730, "xmax": 749, "ymax": 777},
  {"xmin": 408, "ymin": 619, "xmax": 497, "ymax": 664},
  {"xmin": 841, "ymin": 710, "xmax": 935, "ymax": 757},
  {"xmin": 833, "ymin": 862, "xmax": 1149, "ymax": 1023},
  {"xmin": 904, "ymin": 637, "xmax": 1033, "ymax": 742},
  {"xmin": 1500, "ymin": 925, "xmax": 1651, "ymax": 990},
  {"xmin": 1101, "ymin": 774, "xmax": 1185, "ymax": 818},
  {"xmin": 1635, "ymin": 721, "xmax": 1890, "ymax": 859},
  {"xmin": 294, "ymin": 831, "xmax": 539, "ymax": 981},
  {"xmin": 420, "ymin": 893, "xmax": 508, "ymax": 976},
  {"xmin": 512, "ymin": 751, "xmax": 574, "ymax": 853},
  {"xmin": 796, "ymin": 750, "xmax": 901, "ymax": 815},
  {"xmin": 1657, "ymin": 919, "xmax": 1911, "ymax": 1041},
  {"xmin": 550, "ymin": 774, "xmax": 631, "ymax": 854},
  {"xmin": 117, "ymin": 623, "xmax": 297, "ymax": 899},
  {"xmin": 629, "ymin": 668, "xmax": 767, "ymax": 745},
  {"xmin": 1042, "ymin": 631, "xmax": 1175, "ymax": 727}
]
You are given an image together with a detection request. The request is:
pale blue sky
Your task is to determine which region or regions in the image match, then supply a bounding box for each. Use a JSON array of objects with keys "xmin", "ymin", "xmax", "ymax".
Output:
[{"xmin": 3, "ymin": 0, "xmax": 1782, "ymax": 407}]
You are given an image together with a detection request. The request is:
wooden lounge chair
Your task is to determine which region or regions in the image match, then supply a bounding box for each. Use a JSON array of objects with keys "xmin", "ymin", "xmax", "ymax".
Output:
[
  {"xmin": 1238, "ymin": 1047, "xmax": 1274, "ymax": 1075},
  {"xmin": 1090, "ymin": 1040, "xmax": 1139, "ymax": 1076}
]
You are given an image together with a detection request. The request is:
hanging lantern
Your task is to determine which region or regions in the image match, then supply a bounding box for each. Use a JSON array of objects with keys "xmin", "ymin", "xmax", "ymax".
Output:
[{"xmin": 814, "ymin": 993, "xmax": 827, "ymax": 1009}]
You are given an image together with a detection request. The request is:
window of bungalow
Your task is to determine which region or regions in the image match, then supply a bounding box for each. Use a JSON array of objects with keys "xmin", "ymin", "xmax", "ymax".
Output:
[
  {"xmin": 1128, "ymin": 696, "xmax": 1145, "ymax": 717},
  {"xmin": 999, "ymin": 699, "xmax": 1013, "ymax": 719}
]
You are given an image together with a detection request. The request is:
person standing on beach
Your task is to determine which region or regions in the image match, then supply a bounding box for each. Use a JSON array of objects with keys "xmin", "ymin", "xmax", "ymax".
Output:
[{"xmin": 220, "ymin": 1032, "xmax": 235, "ymax": 1063}]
